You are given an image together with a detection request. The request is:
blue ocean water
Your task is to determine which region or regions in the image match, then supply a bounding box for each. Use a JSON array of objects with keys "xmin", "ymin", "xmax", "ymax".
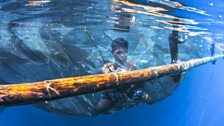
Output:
[{"xmin": 0, "ymin": 0, "xmax": 224, "ymax": 126}]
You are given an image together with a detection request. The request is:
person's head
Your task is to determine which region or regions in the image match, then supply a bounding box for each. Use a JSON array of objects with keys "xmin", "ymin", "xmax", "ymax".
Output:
[{"xmin": 111, "ymin": 38, "xmax": 128, "ymax": 64}]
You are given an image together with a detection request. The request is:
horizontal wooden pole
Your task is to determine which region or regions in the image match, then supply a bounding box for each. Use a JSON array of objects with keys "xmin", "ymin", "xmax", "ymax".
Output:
[{"xmin": 0, "ymin": 54, "xmax": 223, "ymax": 106}]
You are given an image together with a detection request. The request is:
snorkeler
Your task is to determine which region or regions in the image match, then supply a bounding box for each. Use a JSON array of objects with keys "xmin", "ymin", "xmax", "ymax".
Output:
[
  {"xmin": 94, "ymin": 38, "xmax": 153, "ymax": 114},
  {"xmin": 210, "ymin": 42, "xmax": 216, "ymax": 65},
  {"xmin": 169, "ymin": 18, "xmax": 188, "ymax": 82},
  {"xmin": 169, "ymin": 19, "xmax": 187, "ymax": 63}
]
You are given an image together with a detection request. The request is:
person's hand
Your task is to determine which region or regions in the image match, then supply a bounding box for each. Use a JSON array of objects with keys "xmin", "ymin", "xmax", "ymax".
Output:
[{"xmin": 102, "ymin": 63, "xmax": 116, "ymax": 73}]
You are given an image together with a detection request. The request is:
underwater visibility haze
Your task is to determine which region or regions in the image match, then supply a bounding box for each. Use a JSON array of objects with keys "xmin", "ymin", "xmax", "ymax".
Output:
[{"xmin": 0, "ymin": 0, "xmax": 224, "ymax": 126}]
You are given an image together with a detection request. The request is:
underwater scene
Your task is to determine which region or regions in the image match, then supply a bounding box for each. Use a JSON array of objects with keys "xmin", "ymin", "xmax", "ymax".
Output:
[{"xmin": 0, "ymin": 0, "xmax": 224, "ymax": 126}]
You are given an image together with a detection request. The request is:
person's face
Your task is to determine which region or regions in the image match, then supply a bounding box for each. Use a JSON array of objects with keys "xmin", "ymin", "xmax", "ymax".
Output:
[{"xmin": 112, "ymin": 48, "xmax": 128, "ymax": 63}]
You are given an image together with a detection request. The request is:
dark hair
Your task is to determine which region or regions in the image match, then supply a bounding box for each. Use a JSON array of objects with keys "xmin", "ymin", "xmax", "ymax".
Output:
[{"xmin": 111, "ymin": 38, "xmax": 128, "ymax": 53}]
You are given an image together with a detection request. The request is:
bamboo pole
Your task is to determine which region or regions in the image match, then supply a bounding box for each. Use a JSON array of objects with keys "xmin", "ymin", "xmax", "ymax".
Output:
[{"xmin": 0, "ymin": 54, "xmax": 223, "ymax": 106}]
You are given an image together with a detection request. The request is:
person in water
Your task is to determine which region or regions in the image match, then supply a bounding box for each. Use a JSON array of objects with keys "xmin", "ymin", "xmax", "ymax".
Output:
[
  {"xmin": 210, "ymin": 42, "xmax": 216, "ymax": 65},
  {"xmin": 169, "ymin": 19, "xmax": 188, "ymax": 63},
  {"xmin": 169, "ymin": 18, "xmax": 188, "ymax": 82},
  {"xmin": 94, "ymin": 38, "xmax": 153, "ymax": 113}
]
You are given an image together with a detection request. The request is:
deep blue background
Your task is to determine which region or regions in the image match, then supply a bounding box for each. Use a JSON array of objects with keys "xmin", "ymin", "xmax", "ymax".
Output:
[{"xmin": 0, "ymin": 0, "xmax": 224, "ymax": 126}]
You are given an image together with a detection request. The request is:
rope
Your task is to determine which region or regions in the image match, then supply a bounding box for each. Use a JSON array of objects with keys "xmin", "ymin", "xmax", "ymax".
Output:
[{"xmin": 0, "ymin": 54, "xmax": 223, "ymax": 106}]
